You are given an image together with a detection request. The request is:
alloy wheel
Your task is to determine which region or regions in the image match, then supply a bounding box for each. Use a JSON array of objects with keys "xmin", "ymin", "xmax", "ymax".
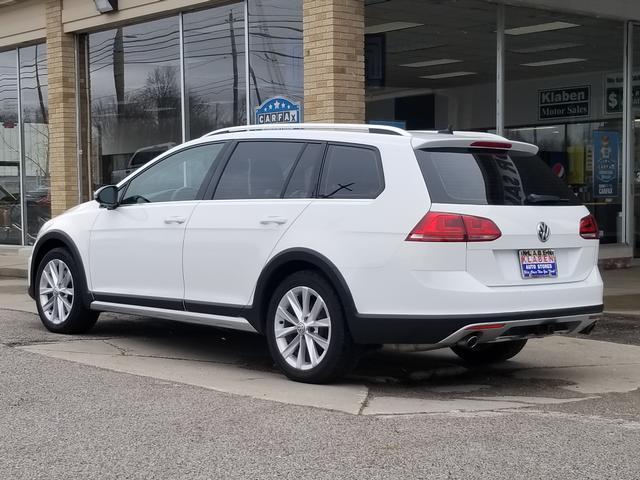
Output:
[
  {"xmin": 274, "ymin": 286, "xmax": 332, "ymax": 371},
  {"xmin": 39, "ymin": 259, "xmax": 74, "ymax": 325}
]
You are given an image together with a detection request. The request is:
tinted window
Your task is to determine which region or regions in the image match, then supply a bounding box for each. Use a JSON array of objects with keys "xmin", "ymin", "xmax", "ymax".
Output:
[
  {"xmin": 319, "ymin": 145, "xmax": 383, "ymax": 199},
  {"xmin": 283, "ymin": 143, "xmax": 324, "ymax": 198},
  {"xmin": 121, "ymin": 143, "xmax": 224, "ymax": 204},
  {"xmin": 415, "ymin": 149, "xmax": 581, "ymax": 206},
  {"xmin": 214, "ymin": 142, "xmax": 303, "ymax": 199}
]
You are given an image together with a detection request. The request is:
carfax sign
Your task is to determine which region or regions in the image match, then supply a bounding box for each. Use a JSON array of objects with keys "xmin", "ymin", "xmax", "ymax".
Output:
[
  {"xmin": 538, "ymin": 86, "xmax": 590, "ymax": 120},
  {"xmin": 255, "ymin": 97, "xmax": 301, "ymax": 124},
  {"xmin": 592, "ymin": 131, "xmax": 620, "ymax": 198}
]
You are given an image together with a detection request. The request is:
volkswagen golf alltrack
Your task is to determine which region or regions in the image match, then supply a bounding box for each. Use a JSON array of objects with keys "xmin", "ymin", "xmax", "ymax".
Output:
[{"xmin": 29, "ymin": 123, "xmax": 603, "ymax": 383}]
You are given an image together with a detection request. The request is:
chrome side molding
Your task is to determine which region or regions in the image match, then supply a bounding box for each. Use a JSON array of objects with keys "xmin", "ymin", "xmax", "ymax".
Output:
[{"xmin": 90, "ymin": 301, "xmax": 258, "ymax": 333}]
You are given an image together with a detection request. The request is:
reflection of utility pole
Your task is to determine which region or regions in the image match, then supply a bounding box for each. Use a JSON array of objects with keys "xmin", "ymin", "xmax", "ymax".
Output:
[
  {"xmin": 250, "ymin": 66, "xmax": 262, "ymax": 106},
  {"xmin": 34, "ymin": 44, "xmax": 48, "ymax": 124},
  {"xmin": 113, "ymin": 27, "xmax": 125, "ymax": 116},
  {"xmin": 229, "ymin": 11, "xmax": 239, "ymax": 126}
]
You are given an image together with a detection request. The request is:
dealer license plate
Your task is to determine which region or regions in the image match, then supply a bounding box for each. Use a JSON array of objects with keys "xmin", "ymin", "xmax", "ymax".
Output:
[{"xmin": 519, "ymin": 249, "xmax": 557, "ymax": 279}]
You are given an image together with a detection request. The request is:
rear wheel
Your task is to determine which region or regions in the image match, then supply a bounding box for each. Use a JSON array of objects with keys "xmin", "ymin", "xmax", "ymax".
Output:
[
  {"xmin": 451, "ymin": 339, "xmax": 527, "ymax": 364},
  {"xmin": 266, "ymin": 270, "xmax": 355, "ymax": 383},
  {"xmin": 35, "ymin": 247, "xmax": 98, "ymax": 334}
]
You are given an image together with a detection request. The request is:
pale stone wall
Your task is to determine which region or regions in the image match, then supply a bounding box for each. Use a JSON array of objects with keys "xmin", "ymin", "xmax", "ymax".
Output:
[
  {"xmin": 303, "ymin": 0, "xmax": 365, "ymax": 123},
  {"xmin": 46, "ymin": 0, "xmax": 78, "ymax": 216}
]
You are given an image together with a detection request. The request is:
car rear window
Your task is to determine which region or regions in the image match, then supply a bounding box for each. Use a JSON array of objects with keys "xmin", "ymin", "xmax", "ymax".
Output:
[{"xmin": 415, "ymin": 148, "xmax": 581, "ymax": 206}]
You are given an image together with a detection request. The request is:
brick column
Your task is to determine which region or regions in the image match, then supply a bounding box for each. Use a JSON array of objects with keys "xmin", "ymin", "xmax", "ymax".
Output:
[
  {"xmin": 46, "ymin": 0, "xmax": 79, "ymax": 216},
  {"xmin": 303, "ymin": 0, "xmax": 365, "ymax": 123}
]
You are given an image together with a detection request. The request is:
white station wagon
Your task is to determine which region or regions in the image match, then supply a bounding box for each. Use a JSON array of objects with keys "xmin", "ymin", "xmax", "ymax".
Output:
[{"xmin": 29, "ymin": 124, "xmax": 603, "ymax": 383}]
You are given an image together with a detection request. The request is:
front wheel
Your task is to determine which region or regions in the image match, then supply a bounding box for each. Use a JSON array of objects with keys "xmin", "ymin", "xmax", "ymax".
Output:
[
  {"xmin": 35, "ymin": 247, "xmax": 99, "ymax": 334},
  {"xmin": 451, "ymin": 339, "xmax": 527, "ymax": 364},
  {"xmin": 266, "ymin": 270, "xmax": 355, "ymax": 384}
]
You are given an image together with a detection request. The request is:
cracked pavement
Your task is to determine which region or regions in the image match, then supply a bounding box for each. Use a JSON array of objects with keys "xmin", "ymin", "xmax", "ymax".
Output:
[{"xmin": 1, "ymin": 305, "xmax": 640, "ymax": 478}]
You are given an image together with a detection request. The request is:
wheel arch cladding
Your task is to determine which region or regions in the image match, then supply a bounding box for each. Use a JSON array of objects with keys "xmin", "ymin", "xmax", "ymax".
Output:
[
  {"xmin": 252, "ymin": 249, "xmax": 358, "ymax": 335},
  {"xmin": 30, "ymin": 231, "xmax": 92, "ymax": 309}
]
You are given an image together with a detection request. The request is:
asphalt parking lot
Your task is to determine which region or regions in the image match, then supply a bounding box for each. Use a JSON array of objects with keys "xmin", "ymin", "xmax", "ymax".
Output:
[{"xmin": 2, "ymin": 278, "xmax": 640, "ymax": 478}]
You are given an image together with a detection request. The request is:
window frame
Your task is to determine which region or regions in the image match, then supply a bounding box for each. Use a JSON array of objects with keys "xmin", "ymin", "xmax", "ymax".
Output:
[
  {"xmin": 202, "ymin": 138, "xmax": 385, "ymax": 201},
  {"xmin": 118, "ymin": 141, "xmax": 229, "ymax": 206},
  {"xmin": 204, "ymin": 139, "xmax": 317, "ymax": 200},
  {"xmin": 317, "ymin": 142, "xmax": 385, "ymax": 200}
]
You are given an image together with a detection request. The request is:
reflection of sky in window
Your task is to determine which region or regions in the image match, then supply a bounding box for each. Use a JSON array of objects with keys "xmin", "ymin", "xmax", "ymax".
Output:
[
  {"xmin": 89, "ymin": 16, "xmax": 180, "ymax": 103},
  {"xmin": 87, "ymin": 0, "xmax": 304, "ymax": 136}
]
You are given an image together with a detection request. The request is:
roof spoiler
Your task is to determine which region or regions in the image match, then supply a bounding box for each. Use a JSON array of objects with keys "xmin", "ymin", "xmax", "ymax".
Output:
[{"xmin": 411, "ymin": 137, "xmax": 539, "ymax": 155}]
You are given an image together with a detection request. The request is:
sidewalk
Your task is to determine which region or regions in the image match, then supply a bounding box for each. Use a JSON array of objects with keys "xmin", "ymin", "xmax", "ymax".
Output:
[
  {"xmin": 0, "ymin": 246, "xmax": 30, "ymax": 279},
  {"xmin": 1, "ymin": 246, "xmax": 638, "ymax": 315}
]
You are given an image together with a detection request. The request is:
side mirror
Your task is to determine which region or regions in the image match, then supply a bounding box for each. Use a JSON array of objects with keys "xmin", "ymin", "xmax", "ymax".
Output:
[{"xmin": 94, "ymin": 185, "xmax": 119, "ymax": 210}]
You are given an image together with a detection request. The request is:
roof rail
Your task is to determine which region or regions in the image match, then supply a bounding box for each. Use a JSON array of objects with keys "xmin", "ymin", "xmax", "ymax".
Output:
[{"xmin": 202, "ymin": 123, "xmax": 411, "ymax": 137}]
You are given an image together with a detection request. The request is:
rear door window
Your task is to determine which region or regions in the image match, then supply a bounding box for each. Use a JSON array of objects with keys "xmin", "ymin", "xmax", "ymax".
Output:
[
  {"xmin": 415, "ymin": 148, "xmax": 580, "ymax": 206},
  {"xmin": 283, "ymin": 143, "xmax": 324, "ymax": 199},
  {"xmin": 319, "ymin": 145, "xmax": 383, "ymax": 199},
  {"xmin": 214, "ymin": 141, "xmax": 304, "ymax": 199}
]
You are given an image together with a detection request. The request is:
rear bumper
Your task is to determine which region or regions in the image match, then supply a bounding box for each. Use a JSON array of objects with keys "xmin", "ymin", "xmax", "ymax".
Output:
[{"xmin": 349, "ymin": 304, "xmax": 603, "ymax": 345}]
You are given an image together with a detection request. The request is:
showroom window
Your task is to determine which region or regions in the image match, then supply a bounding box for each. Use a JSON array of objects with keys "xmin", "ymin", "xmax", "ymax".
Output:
[
  {"xmin": 183, "ymin": 4, "xmax": 246, "ymax": 139},
  {"xmin": 364, "ymin": 0, "xmax": 497, "ymax": 131},
  {"xmin": 504, "ymin": 7, "xmax": 625, "ymax": 245},
  {"xmin": 0, "ymin": 43, "xmax": 49, "ymax": 246},
  {"xmin": 248, "ymin": 0, "xmax": 303, "ymax": 116},
  {"xmin": 88, "ymin": 17, "xmax": 182, "ymax": 188},
  {"xmin": 86, "ymin": 0, "xmax": 303, "ymax": 192}
]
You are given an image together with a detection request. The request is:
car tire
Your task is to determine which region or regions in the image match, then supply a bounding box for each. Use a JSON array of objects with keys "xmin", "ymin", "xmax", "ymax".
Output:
[
  {"xmin": 266, "ymin": 270, "xmax": 355, "ymax": 384},
  {"xmin": 451, "ymin": 339, "xmax": 527, "ymax": 364},
  {"xmin": 35, "ymin": 247, "xmax": 98, "ymax": 334}
]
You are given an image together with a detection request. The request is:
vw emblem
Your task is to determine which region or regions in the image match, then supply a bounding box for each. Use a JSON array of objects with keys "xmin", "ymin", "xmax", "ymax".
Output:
[{"xmin": 537, "ymin": 222, "xmax": 551, "ymax": 243}]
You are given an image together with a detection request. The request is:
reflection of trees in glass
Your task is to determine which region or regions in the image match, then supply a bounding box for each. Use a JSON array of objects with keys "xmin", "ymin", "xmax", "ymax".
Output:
[{"xmin": 19, "ymin": 44, "xmax": 49, "ymax": 183}]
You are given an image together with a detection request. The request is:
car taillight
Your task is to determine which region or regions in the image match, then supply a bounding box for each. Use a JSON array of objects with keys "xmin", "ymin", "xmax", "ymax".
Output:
[
  {"xmin": 579, "ymin": 214, "xmax": 600, "ymax": 239},
  {"xmin": 406, "ymin": 211, "xmax": 501, "ymax": 242},
  {"xmin": 469, "ymin": 141, "xmax": 512, "ymax": 149}
]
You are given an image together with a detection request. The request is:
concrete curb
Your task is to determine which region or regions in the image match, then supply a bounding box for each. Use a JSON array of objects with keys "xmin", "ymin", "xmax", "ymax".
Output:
[{"xmin": 0, "ymin": 267, "xmax": 27, "ymax": 279}]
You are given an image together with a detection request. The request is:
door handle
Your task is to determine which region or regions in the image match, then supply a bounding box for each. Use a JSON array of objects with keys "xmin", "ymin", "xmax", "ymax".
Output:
[
  {"xmin": 260, "ymin": 216, "xmax": 288, "ymax": 225},
  {"xmin": 164, "ymin": 216, "xmax": 186, "ymax": 225}
]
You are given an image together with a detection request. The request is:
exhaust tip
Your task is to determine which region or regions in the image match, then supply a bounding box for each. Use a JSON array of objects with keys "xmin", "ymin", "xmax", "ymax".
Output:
[{"xmin": 457, "ymin": 334, "xmax": 480, "ymax": 349}]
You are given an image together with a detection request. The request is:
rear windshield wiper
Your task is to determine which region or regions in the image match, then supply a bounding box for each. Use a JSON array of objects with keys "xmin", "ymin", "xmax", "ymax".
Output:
[
  {"xmin": 322, "ymin": 182, "xmax": 355, "ymax": 198},
  {"xmin": 525, "ymin": 194, "xmax": 569, "ymax": 205}
]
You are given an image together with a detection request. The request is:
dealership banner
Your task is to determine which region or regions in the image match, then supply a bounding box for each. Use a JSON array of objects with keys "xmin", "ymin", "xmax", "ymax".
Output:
[
  {"xmin": 255, "ymin": 97, "xmax": 301, "ymax": 124},
  {"xmin": 538, "ymin": 86, "xmax": 590, "ymax": 120},
  {"xmin": 592, "ymin": 131, "xmax": 620, "ymax": 198},
  {"xmin": 605, "ymin": 72, "xmax": 640, "ymax": 114}
]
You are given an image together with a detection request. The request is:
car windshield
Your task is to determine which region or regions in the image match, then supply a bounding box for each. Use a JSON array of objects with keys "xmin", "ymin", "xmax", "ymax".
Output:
[{"xmin": 415, "ymin": 148, "xmax": 581, "ymax": 206}]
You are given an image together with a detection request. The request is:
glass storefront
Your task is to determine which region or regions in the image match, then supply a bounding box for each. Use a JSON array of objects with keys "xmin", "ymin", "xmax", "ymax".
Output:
[
  {"xmin": 633, "ymin": 24, "xmax": 640, "ymax": 256},
  {"xmin": 364, "ymin": 0, "xmax": 635, "ymax": 254},
  {"xmin": 184, "ymin": 4, "xmax": 246, "ymax": 139},
  {"xmin": 0, "ymin": 44, "xmax": 49, "ymax": 246},
  {"xmin": 89, "ymin": 17, "xmax": 182, "ymax": 186},
  {"xmin": 365, "ymin": 0, "xmax": 497, "ymax": 130},
  {"xmin": 248, "ymin": 0, "xmax": 303, "ymax": 115},
  {"xmin": 87, "ymin": 0, "xmax": 302, "ymax": 191},
  {"xmin": 504, "ymin": 7, "xmax": 624, "ymax": 245}
]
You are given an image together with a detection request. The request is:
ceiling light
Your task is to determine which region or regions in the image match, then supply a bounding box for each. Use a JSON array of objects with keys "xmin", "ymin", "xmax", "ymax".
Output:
[
  {"xmin": 421, "ymin": 71, "xmax": 477, "ymax": 79},
  {"xmin": 510, "ymin": 42, "xmax": 582, "ymax": 54},
  {"xmin": 388, "ymin": 43, "xmax": 447, "ymax": 54},
  {"xmin": 93, "ymin": 0, "xmax": 118, "ymax": 13},
  {"xmin": 521, "ymin": 58, "xmax": 586, "ymax": 67},
  {"xmin": 505, "ymin": 21, "xmax": 579, "ymax": 36},
  {"xmin": 365, "ymin": 22, "xmax": 423, "ymax": 35},
  {"xmin": 400, "ymin": 59, "xmax": 462, "ymax": 68}
]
